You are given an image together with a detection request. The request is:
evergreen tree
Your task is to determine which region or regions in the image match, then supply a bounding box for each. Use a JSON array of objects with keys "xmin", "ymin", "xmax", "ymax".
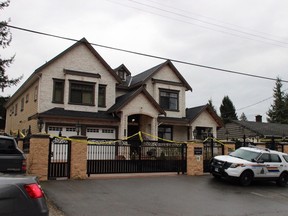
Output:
[
  {"xmin": 208, "ymin": 98, "xmax": 217, "ymax": 114},
  {"xmin": 0, "ymin": 96, "xmax": 8, "ymax": 129},
  {"xmin": 239, "ymin": 112, "xmax": 247, "ymax": 121},
  {"xmin": 220, "ymin": 96, "xmax": 238, "ymax": 124},
  {"xmin": 0, "ymin": 0, "xmax": 22, "ymax": 91},
  {"xmin": 267, "ymin": 77, "xmax": 287, "ymax": 123}
]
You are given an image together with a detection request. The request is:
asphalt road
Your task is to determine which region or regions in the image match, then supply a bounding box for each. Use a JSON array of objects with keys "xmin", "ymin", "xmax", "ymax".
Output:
[{"xmin": 42, "ymin": 174, "xmax": 288, "ymax": 216}]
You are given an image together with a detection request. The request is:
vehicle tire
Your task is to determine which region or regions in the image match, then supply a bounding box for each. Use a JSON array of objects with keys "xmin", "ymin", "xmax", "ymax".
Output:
[
  {"xmin": 239, "ymin": 170, "xmax": 253, "ymax": 186},
  {"xmin": 212, "ymin": 173, "xmax": 221, "ymax": 179},
  {"xmin": 276, "ymin": 172, "xmax": 288, "ymax": 187}
]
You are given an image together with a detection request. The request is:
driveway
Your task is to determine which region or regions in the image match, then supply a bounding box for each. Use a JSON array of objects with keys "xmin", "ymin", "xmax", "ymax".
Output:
[{"xmin": 42, "ymin": 174, "xmax": 288, "ymax": 216}]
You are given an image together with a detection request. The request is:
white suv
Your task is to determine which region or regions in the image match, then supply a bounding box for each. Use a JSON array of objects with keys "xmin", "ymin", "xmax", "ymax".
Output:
[{"xmin": 210, "ymin": 146, "xmax": 288, "ymax": 186}]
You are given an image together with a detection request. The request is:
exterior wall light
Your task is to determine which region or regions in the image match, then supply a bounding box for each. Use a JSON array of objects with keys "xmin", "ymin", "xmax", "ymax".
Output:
[{"xmin": 37, "ymin": 118, "xmax": 44, "ymax": 132}]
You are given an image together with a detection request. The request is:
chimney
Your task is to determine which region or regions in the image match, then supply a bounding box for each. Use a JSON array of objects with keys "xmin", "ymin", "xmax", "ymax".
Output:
[{"xmin": 255, "ymin": 115, "xmax": 262, "ymax": 123}]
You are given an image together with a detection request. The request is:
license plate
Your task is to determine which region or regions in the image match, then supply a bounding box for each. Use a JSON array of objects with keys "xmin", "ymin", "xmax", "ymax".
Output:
[{"xmin": 215, "ymin": 168, "xmax": 219, "ymax": 172}]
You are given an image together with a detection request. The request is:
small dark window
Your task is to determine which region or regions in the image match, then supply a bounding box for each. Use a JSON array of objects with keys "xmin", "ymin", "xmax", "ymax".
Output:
[
  {"xmin": 34, "ymin": 86, "xmax": 38, "ymax": 101},
  {"xmin": 98, "ymin": 85, "xmax": 106, "ymax": 107},
  {"xmin": 159, "ymin": 89, "xmax": 179, "ymax": 111},
  {"xmin": 69, "ymin": 81, "xmax": 95, "ymax": 105},
  {"xmin": 118, "ymin": 69, "xmax": 125, "ymax": 81},
  {"xmin": 25, "ymin": 94, "xmax": 29, "ymax": 103},
  {"xmin": 20, "ymin": 98, "xmax": 24, "ymax": 111},
  {"xmin": 14, "ymin": 103, "xmax": 18, "ymax": 116},
  {"xmin": 53, "ymin": 79, "xmax": 65, "ymax": 103},
  {"xmin": 158, "ymin": 126, "xmax": 172, "ymax": 141}
]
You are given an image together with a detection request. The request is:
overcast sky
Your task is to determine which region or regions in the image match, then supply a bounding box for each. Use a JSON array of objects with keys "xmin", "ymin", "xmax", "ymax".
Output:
[{"xmin": 1, "ymin": 0, "xmax": 288, "ymax": 122}]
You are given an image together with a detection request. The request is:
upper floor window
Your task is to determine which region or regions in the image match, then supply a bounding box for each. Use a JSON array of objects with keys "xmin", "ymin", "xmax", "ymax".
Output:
[
  {"xmin": 118, "ymin": 69, "xmax": 126, "ymax": 81},
  {"xmin": 159, "ymin": 89, "xmax": 179, "ymax": 111},
  {"xmin": 34, "ymin": 86, "xmax": 38, "ymax": 101},
  {"xmin": 25, "ymin": 94, "xmax": 29, "ymax": 103},
  {"xmin": 20, "ymin": 97, "xmax": 24, "ymax": 111},
  {"xmin": 14, "ymin": 103, "xmax": 18, "ymax": 116},
  {"xmin": 69, "ymin": 81, "xmax": 95, "ymax": 105},
  {"xmin": 98, "ymin": 85, "xmax": 106, "ymax": 107},
  {"xmin": 53, "ymin": 79, "xmax": 65, "ymax": 103}
]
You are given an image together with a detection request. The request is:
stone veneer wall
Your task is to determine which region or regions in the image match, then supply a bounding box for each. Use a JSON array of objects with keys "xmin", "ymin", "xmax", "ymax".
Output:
[
  {"xmin": 26, "ymin": 134, "xmax": 50, "ymax": 181},
  {"xmin": 186, "ymin": 142, "xmax": 203, "ymax": 176},
  {"xmin": 69, "ymin": 136, "xmax": 87, "ymax": 180}
]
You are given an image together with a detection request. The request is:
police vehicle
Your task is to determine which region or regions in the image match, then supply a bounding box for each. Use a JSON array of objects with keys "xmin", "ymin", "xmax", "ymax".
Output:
[{"xmin": 210, "ymin": 146, "xmax": 288, "ymax": 186}]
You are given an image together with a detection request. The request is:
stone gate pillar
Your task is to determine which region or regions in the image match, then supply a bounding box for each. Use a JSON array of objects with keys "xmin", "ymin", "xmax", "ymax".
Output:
[
  {"xmin": 69, "ymin": 136, "xmax": 87, "ymax": 179},
  {"xmin": 187, "ymin": 142, "xmax": 204, "ymax": 176},
  {"xmin": 27, "ymin": 134, "xmax": 50, "ymax": 181}
]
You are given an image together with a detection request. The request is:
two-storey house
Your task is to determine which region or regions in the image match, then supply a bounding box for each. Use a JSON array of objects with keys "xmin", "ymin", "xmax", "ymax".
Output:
[{"xmin": 5, "ymin": 38, "xmax": 222, "ymax": 141}]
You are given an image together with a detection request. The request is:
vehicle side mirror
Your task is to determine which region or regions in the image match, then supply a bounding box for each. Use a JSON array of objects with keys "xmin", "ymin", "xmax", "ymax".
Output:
[{"xmin": 257, "ymin": 159, "xmax": 264, "ymax": 163}]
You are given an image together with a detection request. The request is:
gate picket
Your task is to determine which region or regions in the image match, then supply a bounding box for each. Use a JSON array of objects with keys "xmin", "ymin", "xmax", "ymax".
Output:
[
  {"xmin": 48, "ymin": 137, "xmax": 71, "ymax": 180},
  {"xmin": 87, "ymin": 140, "xmax": 187, "ymax": 176}
]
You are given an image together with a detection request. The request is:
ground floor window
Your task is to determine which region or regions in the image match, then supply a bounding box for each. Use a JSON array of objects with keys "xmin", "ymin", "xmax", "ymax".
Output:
[{"xmin": 158, "ymin": 126, "xmax": 173, "ymax": 141}]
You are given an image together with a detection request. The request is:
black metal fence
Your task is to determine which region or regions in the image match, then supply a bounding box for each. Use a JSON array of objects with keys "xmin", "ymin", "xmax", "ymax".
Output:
[
  {"xmin": 203, "ymin": 139, "xmax": 224, "ymax": 172},
  {"xmin": 87, "ymin": 139, "xmax": 187, "ymax": 176}
]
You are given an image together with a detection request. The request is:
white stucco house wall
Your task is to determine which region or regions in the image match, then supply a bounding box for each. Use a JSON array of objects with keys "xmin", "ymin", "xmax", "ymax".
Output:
[{"xmin": 5, "ymin": 38, "xmax": 223, "ymax": 142}]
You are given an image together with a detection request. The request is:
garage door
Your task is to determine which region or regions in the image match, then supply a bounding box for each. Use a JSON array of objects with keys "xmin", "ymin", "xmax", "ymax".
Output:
[
  {"xmin": 48, "ymin": 126, "xmax": 78, "ymax": 137},
  {"xmin": 86, "ymin": 128, "xmax": 116, "ymax": 139}
]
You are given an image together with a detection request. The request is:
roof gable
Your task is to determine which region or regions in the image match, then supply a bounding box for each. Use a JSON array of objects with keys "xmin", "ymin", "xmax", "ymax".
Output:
[
  {"xmin": 35, "ymin": 38, "xmax": 122, "ymax": 83},
  {"xmin": 108, "ymin": 86, "xmax": 165, "ymax": 115},
  {"xmin": 186, "ymin": 105, "xmax": 223, "ymax": 127},
  {"xmin": 130, "ymin": 60, "xmax": 192, "ymax": 91},
  {"xmin": 6, "ymin": 38, "xmax": 122, "ymax": 106}
]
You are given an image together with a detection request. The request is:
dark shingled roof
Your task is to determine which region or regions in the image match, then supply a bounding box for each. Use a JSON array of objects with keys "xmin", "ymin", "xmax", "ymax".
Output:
[
  {"xmin": 39, "ymin": 108, "xmax": 118, "ymax": 121},
  {"xmin": 129, "ymin": 60, "xmax": 192, "ymax": 91},
  {"xmin": 186, "ymin": 105, "xmax": 206, "ymax": 120},
  {"xmin": 232, "ymin": 120, "xmax": 288, "ymax": 138}
]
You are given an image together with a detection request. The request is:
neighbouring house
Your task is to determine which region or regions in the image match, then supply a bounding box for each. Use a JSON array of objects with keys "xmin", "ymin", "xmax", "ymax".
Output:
[
  {"xmin": 4, "ymin": 38, "xmax": 222, "ymax": 141},
  {"xmin": 217, "ymin": 115, "xmax": 288, "ymax": 142}
]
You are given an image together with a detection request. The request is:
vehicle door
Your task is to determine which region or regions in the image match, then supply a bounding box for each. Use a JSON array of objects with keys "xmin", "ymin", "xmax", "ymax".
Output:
[
  {"xmin": 265, "ymin": 153, "xmax": 284, "ymax": 177},
  {"xmin": 253, "ymin": 153, "xmax": 270, "ymax": 178},
  {"xmin": 257, "ymin": 153, "xmax": 283, "ymax": 178}
]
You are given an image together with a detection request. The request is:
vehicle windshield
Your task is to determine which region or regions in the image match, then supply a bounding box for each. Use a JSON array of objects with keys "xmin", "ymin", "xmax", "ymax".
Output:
[
  {"xmin": 229, "ymin": 148, "xmax": 260, "ymax": 162},
  {"xmin": 0, "ymin": 138, "xmax": 18, "ymax": 154}
]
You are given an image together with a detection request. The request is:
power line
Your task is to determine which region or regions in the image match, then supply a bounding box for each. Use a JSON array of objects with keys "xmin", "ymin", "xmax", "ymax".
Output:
[
  {"xmin": 128, "ymin": 0, "xmax": 288, "ymax": 46},
  {"xmin": 7, "ymin": 24, "xmax": 288, "ymax": 84},
  {"xmin": 138, "ymin": 0, "xmax": 288, "ymax": 45},
  {"xmin": 237, "ymin": 88, "xmax": 288, "ymax": 113},
  {"xmin": 108, "ymin": 0, "xmax": 288, "ymax": 49}
]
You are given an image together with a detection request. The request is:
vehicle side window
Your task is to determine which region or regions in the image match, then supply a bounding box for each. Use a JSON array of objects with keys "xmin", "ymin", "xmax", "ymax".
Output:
[
  {"xmin": 283, "ymin": 155, "xmax": 288, "ymax": 162},
  {"xmin": 270, "ymin": 154, "xmax": 282, "ymax": 162},
  {"xmin": 259, "ymin": 153, "xmax": 270, "ymax": 162},
  {"xmin": 0, "ymin": 139, "xmax": 18, "ymax": 154}
]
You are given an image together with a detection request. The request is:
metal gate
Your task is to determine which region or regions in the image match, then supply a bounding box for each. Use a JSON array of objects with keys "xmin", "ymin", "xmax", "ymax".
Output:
[
  {"xmin": 87, "ymin": 140, "xmax": 187, "ymax": 175},
  {"xmin": 48, "ymin": 137, "xmax": 71, "ymax": 180},
  {"xmin": 203, "ymin": 139, "xmax": 224, "ymax": 172}
]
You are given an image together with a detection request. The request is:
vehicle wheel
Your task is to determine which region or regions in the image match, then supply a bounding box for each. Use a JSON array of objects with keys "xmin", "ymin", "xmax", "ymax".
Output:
[
  {"xmin": 212, "ymin": 173, "xmax": 221, "ymax": 179},
  {"xmin": 239, "ymin": 171, "xmax": 253, "ymax": 186},
  {"xmin": 277, "ymin": 172, "xmax": 288, "ymax": 187}
]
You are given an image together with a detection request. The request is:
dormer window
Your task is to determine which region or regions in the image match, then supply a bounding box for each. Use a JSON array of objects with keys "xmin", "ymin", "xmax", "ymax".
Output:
[
  {"xmin": 115, "ymin": 64, "xmax": 131, "ymax": 82},
  {"xmin": 118, "ymin": 69, "xmax": 126, "ymax": 81}
]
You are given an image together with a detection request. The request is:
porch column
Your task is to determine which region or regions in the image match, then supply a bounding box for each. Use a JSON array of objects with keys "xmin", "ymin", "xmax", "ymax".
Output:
[
  {"xmin": 151, "ymin": 117, "xmax": 157, "ymax": 140},
  {"xmin": 119, "ymin": 113, "xmax": 128, "ymax": 139}
]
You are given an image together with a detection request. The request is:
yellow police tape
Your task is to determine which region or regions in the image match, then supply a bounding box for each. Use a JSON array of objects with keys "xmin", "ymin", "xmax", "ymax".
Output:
[{"xmin": 12, "ymin": 129, "xmax": 234, "ymax": 150}]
